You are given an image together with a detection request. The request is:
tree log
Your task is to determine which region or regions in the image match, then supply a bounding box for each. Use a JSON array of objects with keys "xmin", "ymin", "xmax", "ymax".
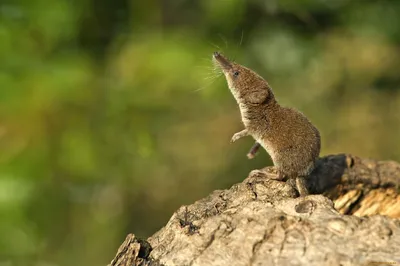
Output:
[{"xmin": 109, "ymin": 154, "xmax": 400, "ymax": 266}]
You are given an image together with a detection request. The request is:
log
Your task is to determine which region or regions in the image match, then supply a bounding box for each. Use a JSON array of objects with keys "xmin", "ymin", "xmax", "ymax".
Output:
[{"xmin": 109, "ymin": 154, "xmax": 400, "ymax": 266}]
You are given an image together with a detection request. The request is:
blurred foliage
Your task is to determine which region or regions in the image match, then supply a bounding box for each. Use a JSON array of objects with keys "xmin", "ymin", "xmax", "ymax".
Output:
[{"xmin": 1, "ymin": 0, "xmax": 400, "ymax": 265}]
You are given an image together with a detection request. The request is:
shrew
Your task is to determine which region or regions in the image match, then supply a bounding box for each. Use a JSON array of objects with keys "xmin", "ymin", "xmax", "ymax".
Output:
[{"xmin": 213, "ymin": 52, "xmax": 321, "ymax": 196}]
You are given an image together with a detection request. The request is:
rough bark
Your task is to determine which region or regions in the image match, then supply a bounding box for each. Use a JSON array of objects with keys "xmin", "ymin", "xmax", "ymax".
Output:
[{"xmin": 109, "ymin": 154, "xmax": 400, "ymax": 266}]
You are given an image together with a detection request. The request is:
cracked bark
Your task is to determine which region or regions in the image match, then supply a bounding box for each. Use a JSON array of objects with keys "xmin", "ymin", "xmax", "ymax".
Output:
[{"xmin": 109, "ymin": 154, "xmax": 400, "ymax": 266}]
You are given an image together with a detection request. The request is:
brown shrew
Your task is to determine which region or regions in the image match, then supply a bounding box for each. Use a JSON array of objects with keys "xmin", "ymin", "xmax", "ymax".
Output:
[{"xmin": 213, "ymin": 52, "xmax": 321, "ymax": 196}]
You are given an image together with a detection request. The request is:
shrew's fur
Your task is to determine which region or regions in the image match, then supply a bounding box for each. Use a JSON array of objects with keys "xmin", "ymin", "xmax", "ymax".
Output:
[{"xmin": 213, "ymin": 52, "xmax": 321, "ymax": 196}]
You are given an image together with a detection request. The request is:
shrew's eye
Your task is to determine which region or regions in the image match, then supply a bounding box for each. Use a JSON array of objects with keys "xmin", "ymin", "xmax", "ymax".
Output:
[{"xmin": 233, "ymin": 71, "xmax": 239, "ymax": 77}]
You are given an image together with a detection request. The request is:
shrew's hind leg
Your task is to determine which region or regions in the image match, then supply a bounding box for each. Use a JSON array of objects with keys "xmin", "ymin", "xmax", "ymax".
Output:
[{"xmin": 295, "ymin": 176, "xmax": 309, "ymax": 197}]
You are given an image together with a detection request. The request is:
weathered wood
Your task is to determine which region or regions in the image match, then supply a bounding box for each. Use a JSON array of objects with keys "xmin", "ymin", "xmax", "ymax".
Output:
[
  {"xmin": 109, "ymin": 234, "xmax": 162, "ymax": 266},
  {"xmin": 109, "ymin": 154, "xmax": 400, "ymax": 266}
]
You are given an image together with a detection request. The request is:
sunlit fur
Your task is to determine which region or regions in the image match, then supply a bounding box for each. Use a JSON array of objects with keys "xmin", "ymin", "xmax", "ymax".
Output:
[{"xmin": 213, "ymin": 52, "xmax": 321, "ymax": 179}]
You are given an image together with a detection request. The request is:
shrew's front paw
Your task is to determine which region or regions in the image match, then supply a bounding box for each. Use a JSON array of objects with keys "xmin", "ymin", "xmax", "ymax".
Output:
[
  {"xmin": 230, "ymin": 129, "xmax": 249, "ymax": 143},
  {"xmin": 230, "ymin": 133, "xmax": 242, "ymax": 143}
]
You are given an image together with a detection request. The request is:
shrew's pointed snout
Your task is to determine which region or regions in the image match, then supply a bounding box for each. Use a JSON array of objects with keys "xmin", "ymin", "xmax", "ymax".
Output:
[{"xmin": 212, "ymin": 52, "xmax": 232, "ymax": 70}]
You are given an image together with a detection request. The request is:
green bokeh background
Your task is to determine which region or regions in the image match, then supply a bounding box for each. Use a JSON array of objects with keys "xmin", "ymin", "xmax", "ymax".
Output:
[{"xmin": 1, "ymin": 0, "xmax": 400, "ymax": 265}]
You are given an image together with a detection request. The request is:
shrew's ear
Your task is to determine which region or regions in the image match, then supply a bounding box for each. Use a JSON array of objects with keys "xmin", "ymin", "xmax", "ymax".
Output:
[{"xmin": 247, "ymin": 89, "xmax": 269, "ymax": 104}]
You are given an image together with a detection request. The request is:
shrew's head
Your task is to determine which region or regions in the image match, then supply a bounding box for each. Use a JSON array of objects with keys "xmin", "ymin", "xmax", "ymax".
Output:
[{"xmin": 213, "ymin": 52, "xmax": 274, "ymax": 105}]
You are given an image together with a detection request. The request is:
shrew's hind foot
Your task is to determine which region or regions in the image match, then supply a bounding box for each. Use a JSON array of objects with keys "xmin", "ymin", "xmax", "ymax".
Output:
[
  {"xmin": 295, "ymin": 176, "xmax": 310, "ymax": 197},
  {"xmin": 249, "ymin": 167, "xmax": 286, "ymax": 181}
]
